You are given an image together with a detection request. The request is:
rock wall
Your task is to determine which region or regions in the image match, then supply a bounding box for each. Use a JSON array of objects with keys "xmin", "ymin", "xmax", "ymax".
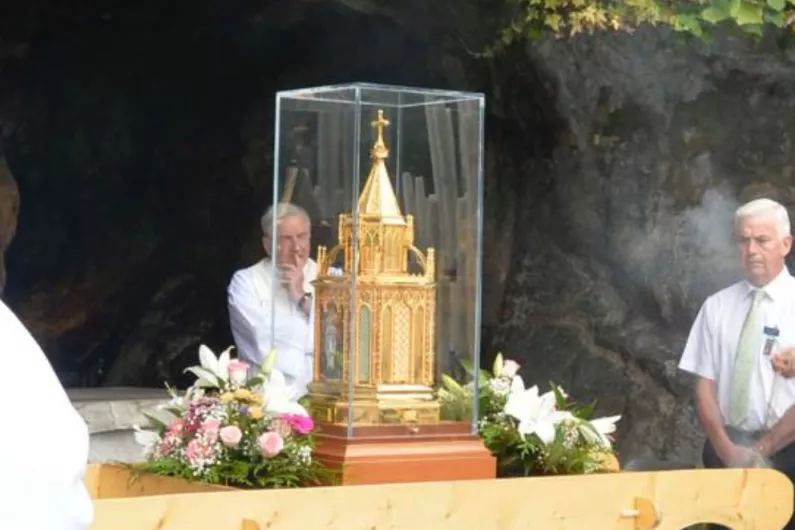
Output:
[
  {"xmin": 492, "ymin": 28, "xmax": 795, "ymax": 464},
  {"xmin": 0, "ymin": 153, "xmax": 19, "ymax": 295}
]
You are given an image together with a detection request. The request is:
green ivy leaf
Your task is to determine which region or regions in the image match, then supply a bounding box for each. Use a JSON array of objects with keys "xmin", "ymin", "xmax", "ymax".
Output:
[
  {"xmin": 701, "ymin": 6, "xmax": 731, "ymax": 23},
  {"xmin": 767, "ymin": 0, "xmax": 786, "ymax": 11},
  {"xmin": 735, "ymin": 1, "xmax": 765, "ymax": 25},
  {"xmin": 674, "ymin": 14, "xmax": 705, "ymax": 36},
  {"xmin": 765, "ymin": 9, "xmax": 785, "ymax": 25}
]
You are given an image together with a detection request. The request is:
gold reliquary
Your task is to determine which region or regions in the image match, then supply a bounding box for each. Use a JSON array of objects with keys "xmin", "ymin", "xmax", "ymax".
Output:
[{"xmin": 308, "ymin": 109, "xmax": 440, "ymax": 426}]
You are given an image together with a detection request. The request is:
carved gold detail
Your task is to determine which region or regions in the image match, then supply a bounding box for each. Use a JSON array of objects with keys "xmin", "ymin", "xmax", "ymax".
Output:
[{"xmin": 308, "ymin": 109, "xmax": 440, "ymax": 426}]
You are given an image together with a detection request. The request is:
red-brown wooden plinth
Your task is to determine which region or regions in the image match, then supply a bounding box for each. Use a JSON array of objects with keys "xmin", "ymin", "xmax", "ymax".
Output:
[{"xmin": 312, "ymin": 422, "xmax": 496, "ymax": 485}]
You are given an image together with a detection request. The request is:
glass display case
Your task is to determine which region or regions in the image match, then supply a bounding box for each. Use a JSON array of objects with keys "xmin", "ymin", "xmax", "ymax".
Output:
[{"xmin": 268, "ymin": 83, "xmax": 485, "ymax": 440}]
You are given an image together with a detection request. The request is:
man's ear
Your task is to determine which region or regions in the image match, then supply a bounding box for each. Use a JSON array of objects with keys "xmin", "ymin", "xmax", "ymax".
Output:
[
  {"xmin": 262, "ymin": 236, "xmax": 272, "ymax": 257},
  {"xmin": 783, "ymin": 234, "xmax": 793, "ymax": 257}
]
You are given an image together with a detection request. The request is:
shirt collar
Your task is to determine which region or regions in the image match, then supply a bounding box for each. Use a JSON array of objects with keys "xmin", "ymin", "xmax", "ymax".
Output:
[{"xmin": 744, "ymin": 266, "xmax": 793, "ymax": 301}]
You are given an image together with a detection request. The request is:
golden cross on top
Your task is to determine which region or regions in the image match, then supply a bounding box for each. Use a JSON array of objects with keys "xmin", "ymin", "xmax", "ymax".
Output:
[{"xmin": 371, "ymin": 109, "xmax": 390, "ymax": 147}]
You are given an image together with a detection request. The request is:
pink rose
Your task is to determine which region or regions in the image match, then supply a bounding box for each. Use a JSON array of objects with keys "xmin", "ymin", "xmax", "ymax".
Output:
[
  {"xmin": 257, "ymin": 432, "xmax": 284, "ymax": 458},
  {"xmin": 219, "ymin": 425, "xmax": 243, "ymax": 448},
  {"xmin": 283, "ymin": 413, "xmax": 314, "ymax": 434},
  {"xmin": 228, "ymin": 360, "xmax": 249, "ymax": 385},
  {"xmin": 502, "ymin": 360, "xmax": 521, "ymax": 378}
]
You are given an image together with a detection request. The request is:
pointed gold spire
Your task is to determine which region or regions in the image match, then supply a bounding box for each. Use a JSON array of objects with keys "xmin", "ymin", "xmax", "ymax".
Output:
[{"xmin": 357, "ymin": 110, "xmax": 405, "ymax": 223}]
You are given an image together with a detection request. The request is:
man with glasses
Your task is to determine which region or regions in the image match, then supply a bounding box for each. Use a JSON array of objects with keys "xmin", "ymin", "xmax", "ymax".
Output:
[{"xmin": 227, "ymin": 202, "xmax": 316, "ymax": 397}]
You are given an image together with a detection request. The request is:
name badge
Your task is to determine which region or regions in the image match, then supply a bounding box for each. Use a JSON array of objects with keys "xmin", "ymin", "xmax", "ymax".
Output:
[{"xmin": 763, "ymin": 326, "xmax": 780, "ymax": 357}]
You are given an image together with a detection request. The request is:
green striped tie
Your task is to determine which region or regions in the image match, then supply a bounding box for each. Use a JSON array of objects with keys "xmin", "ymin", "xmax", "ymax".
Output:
[{"xmin": 729, "ymin": 288, "xmax": 765, "ymax": 426}]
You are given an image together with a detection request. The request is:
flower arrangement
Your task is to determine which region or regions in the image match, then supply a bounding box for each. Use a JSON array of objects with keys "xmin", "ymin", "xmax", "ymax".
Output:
[
  {"xmin": 439, "ymin": 353, "xmax": 621, "ymax": 476},
  {"xmin": 133, "ymin": 345, "xmax": 330, "ymax": 489}
]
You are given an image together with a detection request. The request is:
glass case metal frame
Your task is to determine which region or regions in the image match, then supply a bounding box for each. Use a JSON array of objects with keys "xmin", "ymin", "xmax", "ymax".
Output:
[{"xmin": 269, "ymin": 83, "xmax": 485, "ymax": 439}]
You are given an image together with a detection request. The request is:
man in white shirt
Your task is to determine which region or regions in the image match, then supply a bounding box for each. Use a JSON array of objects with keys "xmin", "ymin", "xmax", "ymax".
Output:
[
  {"xmin": 0, "ymin": 298, "xmax": 93, "ymax": 530},
  {"xmin": 227, "ymin": 203, "xmax": 316, "ymax": 397},
  {"xmin": 679, "ymin": 198, "xmax": 795, "ymax": 529}
]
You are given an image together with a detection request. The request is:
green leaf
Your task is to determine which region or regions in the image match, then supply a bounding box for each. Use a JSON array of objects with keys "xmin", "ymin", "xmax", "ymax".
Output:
[
  {"xmin": 551, "ymin": 384, "xmax": 568, "ymax": 410},
  {"xmin": 575, "ymin": 399, "xmax": 598, "ymax": 419},
  {"xmin": 441, "ymin": 374, "xmax": 464, "ymax": 395},
  {"xmin": 765, "ymin": 9, "xmax": 785, "ymax": 26},
  {"xmin": 525, "ymin": 26, "xmax": 544, "ymax": 39},
  {"xmin": 767, "ymin": 0, "xmax": 785, "ymax": 11},
  {"xmin": 459, "ymin": 358, "xmax": 475, "ymax": 376},
  {"xmin": 700, "ymin": 6, "xmax": 731, "ymax": 23},
  {"xmin": 142, "ymin": 413, "xmax": 168, "ymax": 431},
  {"xmin": 246, "ymin": 376, "xmax": 264, "ymax": 388},
  {"xmin": 478, "ymin": 370, "xmax": 490, "ymax": 388},
  {"xmin": 735, "ymin": 1, "xmax": 765, "ymax": 25},
  {"xmin": 673, "ymin": 14, "xmax": 704, "ymax": 36}
]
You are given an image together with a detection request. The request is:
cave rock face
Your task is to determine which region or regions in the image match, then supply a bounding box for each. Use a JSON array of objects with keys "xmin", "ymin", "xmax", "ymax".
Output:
[
  {"xmin": 0, "ymin": 155, "xmax": 19, "ymax": 295},
  {"xmin": 493, "ymin": 28, "xmax": 795, "ymax": 465}
]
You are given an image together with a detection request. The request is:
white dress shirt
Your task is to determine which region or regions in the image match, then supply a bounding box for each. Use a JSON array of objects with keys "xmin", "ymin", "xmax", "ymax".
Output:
[
  {"xmin": 227, "ymin": 258, "xmax": 316, "ymax": 397},
  {"xmin": 679, "ymin": 267, "xmax": 795, "ymax": 431},
  {"xmin": 0, "ymin": 299, "xmax": 93, "ymax": 530}
]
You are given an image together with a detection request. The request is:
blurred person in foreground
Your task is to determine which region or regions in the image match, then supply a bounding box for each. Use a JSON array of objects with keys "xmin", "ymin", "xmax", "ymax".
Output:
[
  {"xmin": 227, "ymin": 203, "xmax": 316, "ymax": 398},
  {"xmin": 679, "ymin": 197, "xmax": 795, "ymax": 530},
  {"xmin": 0, "ymin": 298, "xmax": 92, "ymax": 530}
]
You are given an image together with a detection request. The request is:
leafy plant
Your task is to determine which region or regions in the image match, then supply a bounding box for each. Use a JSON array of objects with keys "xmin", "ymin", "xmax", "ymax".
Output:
[
  {"xmin": 439, "ymin": 353, "xmax": 621, "ymax": 476},
  {"xmin": 133, "ymin": 345, "xmax": 334, "ymax": 489},
  {"xmin": 484, "ymin": 0, "xmax": 795, "ymax": 56}
]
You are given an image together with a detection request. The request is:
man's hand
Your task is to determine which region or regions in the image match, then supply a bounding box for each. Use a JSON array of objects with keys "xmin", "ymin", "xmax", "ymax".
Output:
[
  {"xmin": 720, "ymin": 442, "xmax": 762, "ymax": 468},
  {"xmin": 772, "ymin": 347, "xmax": 795, "ymax": 378},
  {"xmin": 279, "ymin": 263, "xmax": 305, "ymax": 303}
]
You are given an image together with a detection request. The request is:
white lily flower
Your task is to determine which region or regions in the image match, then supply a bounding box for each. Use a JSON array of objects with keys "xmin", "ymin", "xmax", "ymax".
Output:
[
  {"xmin": 198, "ymin": 344, "xmax": 231, "ymax": 383},
  {"xmin": 504, "ymin": 385, "xmax": 572, "ymax": 444},
  {"xmin": 185, "ymin": 345, "xmax": 234, "ymax": 388},
  {"xmin": 217, "ymin": 346, "xmax": 233, "ymax": 380},
  {"xmin": 577, "ymin": 415, "xmax": 621, "ymax": 448},
  {"xmin": 260, "ymin": 369, "xmax": 309, "ymax": 416},
  {"xmin": 509, "ymin": 374, "xmax": 526, "ymax": 395}
]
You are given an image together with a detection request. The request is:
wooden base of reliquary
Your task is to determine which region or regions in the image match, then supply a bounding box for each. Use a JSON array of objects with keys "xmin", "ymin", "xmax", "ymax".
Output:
[{"xmin": 311, "ymin": 421, "xmax": 496, "ymax": 486}]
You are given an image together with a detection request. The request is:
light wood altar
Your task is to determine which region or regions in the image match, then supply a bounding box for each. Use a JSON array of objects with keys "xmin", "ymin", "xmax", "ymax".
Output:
[
  {"xmin": 88, "ymin": 465, "xmax": 793, "ymax": 530},
  {"xmin": 305, "ymin": 109, "xmax": 494, "ymax": 485}
]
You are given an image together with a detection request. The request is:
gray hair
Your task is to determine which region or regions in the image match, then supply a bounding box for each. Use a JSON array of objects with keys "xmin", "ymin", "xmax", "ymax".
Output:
[
  {"xmin": 260, "ymin": 202, "xmax": 311, "ymax": 238},
  {"xmin": 735, "ymin": 198, "xmax": 791, "ymax": 237}
]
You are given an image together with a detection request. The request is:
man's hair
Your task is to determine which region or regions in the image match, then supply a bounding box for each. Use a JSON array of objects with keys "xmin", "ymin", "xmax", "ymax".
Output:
[
  {"xmin": 735, "ymin": 198, "xmax": 791, "ymax": 237},
  {"xmin": 260, "ymin": 202, "xmax": 311, "ymax": 238}
]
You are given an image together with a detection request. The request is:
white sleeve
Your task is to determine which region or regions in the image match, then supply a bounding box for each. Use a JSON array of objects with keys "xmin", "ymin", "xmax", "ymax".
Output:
[
  {"xmin": 678, "ymin": 300, "xmax": 718, "ymax": 381},
  {"xmin": 0, "ymin": 300, "xmax": 93, "ymax": 530},
  {"xmin": 227, "ymin": 271, "xmax": 270, "ymax": 369},
  {"xmin": 227, "ymin": 271, "xmax": 307, "ymax": 380}
]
